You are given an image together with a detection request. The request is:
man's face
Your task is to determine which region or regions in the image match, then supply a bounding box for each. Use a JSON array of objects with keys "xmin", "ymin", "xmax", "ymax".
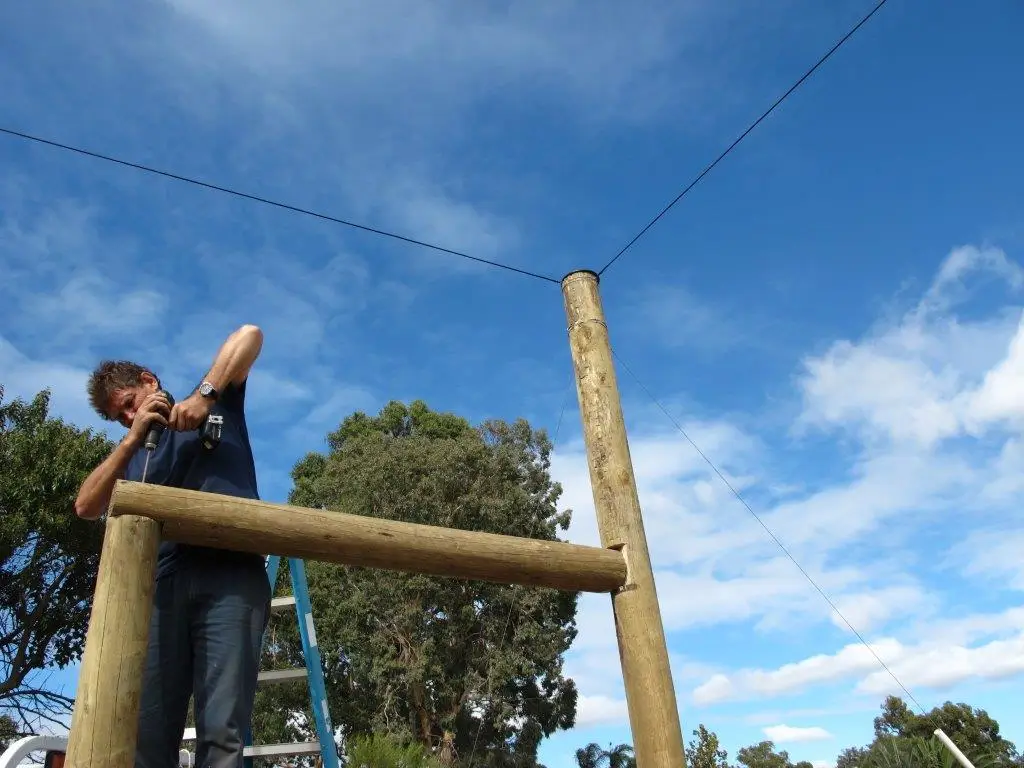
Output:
[{"xmin": 106, "ymin": 374, "xmax": 159, "ymax": 428}]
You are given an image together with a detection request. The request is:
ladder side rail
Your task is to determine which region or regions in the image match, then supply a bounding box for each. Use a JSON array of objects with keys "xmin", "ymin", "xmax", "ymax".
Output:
[
  {"xmin": 289, "ymin": 558, "xmax": 340, "ymax": 768},
  {"xmin": 265, "ymin": 554, "xmax": 283, "ymax": 596}
]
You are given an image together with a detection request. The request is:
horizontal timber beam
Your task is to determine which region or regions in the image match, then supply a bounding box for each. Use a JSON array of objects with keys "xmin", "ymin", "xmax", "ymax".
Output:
[{"xmin": 109, "ymin": 481, "xmax": 627, "ymax": 593}]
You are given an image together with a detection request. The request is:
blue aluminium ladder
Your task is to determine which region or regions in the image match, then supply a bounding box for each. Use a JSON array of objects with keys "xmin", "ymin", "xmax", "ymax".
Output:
[{"xmin": 242, "ymin": 556, "xmax": 339, "ymax": 768}]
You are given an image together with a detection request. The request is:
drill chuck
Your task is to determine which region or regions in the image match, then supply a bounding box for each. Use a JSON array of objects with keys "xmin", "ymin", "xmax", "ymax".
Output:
[
  {"xmin": 140, "ymin": 389, "xmax": 222, "ymax": 454},
  {"xmin": 144, "ymin": 390, "xmax": 175, "ymax": 451}
]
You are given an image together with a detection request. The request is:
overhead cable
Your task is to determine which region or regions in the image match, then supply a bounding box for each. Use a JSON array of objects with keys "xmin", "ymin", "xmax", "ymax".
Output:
[
  {"xmin": 597, "ymin": 0, "xmax": 890, "ymax": 277},
  {"xmin": 0, "ymin": 126, "xmax": 560, "ymax": 284}
]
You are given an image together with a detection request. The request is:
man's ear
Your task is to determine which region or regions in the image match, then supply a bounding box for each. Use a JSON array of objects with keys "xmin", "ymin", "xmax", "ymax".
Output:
[{"xmin": 140, "ymin": 370, "xmax": 160, "ymax": 391}]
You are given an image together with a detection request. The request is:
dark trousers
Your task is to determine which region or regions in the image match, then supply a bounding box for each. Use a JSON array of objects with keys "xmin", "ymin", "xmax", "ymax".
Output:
[{"xmin": 135, "ymin": 557, "xmax": 271, "ymax": 768}]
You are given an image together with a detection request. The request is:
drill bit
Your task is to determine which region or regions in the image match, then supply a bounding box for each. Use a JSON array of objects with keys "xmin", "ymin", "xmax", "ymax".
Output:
[{"xmin": 140, "ymin": 389, "xmax": 175, "ymax": 484}]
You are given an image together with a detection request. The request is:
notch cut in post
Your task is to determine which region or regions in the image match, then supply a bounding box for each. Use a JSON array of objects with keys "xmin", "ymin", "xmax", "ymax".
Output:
[
  {"xmin": 561, "ymin": 269, "xmax": 686, "ymax": 768},
  {"xmin": 606, "ymin": 541, "xmax": 635, "ymax": 593}
]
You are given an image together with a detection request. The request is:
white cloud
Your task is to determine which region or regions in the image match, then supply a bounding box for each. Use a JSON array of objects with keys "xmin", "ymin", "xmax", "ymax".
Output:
[
  {"xmin": 762, "ymin": 725, "xmax": 832, "ymax": 744},
  {"xmin": 0, "ymin": 335, "xmax": 109, "ymax": 434},
  {"xmin": 31, "ymin": 269, "xmax": 169, "ymax": 337},
  {"xmin": 797, "ymin": 245, "xmax": 1024, "ymax": 448},
  {"xmin": 798, "ymin": 339, "xmax": 965, "ymax": 447},
  {"xmin": 574, "ymin": 694, "xmax": 629, "ymax": 728},
  {"xmin": 693, "ymin": 639, "xmax": 905, "ymax": 705},
  {"xmin": 624, "ymin": 282, "xmax": 754, "ymax": 354},
  {"xmin": 920, "ymin": 245, "xmax": 1024, "ymax": 316},
  {"xmin": 157, "ymin": 0, "xmax": 727, "ymax": 124},
  {"xmin": 966, "ymin": 316, "xmax": 1024, "ymax": 430},
  {"xmin": 743, "ymin": 705, "xmax": 874, "ymax": 727},
  {"xmin": 827, "ymin": 586, "xmax": 930, "ymax": 635},
  {"xmin": 553, "ymin": 244, "xmax": 1024, "ymax": 720},
  {"xmin": 950, "ymin": 528, "xmax": 1024, "ymax": 591},
  {"xmin": 0, "ymin": 183, "xmax": 171, "ymax": 356},
  {"xmin": 9, "ymin": 0, "xmax": 1022, "ymax": 742},
  {"xmin": 693, "ymin": 624, "xmax": 1024, "ymax": 706},
  {"xmin": 856, "ymin": 633, "xmax": 1024, "ymax": 696},
  {"xmin": 10, "ymin": 0, "xmax": 774, "ymax": 284},
  {"xmin": 907, "ymin": 605, "xmax": 1024, "ymax": 647}
]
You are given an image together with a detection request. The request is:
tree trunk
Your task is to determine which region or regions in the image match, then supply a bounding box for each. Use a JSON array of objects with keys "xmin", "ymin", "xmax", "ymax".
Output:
[{"xmin": 411, "ymin": 678, "xmax": 432, "ymax": 747}]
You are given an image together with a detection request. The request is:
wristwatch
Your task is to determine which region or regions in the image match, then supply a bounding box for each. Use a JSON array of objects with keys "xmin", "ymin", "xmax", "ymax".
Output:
[{"xmin": 198, "ymin": 380, "xmax": 219, "ymax": 401}]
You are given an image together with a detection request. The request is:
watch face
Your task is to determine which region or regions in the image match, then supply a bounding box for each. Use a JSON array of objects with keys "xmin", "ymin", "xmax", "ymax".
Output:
[{"xmin": 200, "ymin": 382, "xmax": 215, "ymax": 397}]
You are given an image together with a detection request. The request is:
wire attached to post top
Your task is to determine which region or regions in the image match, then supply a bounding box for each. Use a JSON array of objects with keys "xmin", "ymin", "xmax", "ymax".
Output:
[
  {"xmin": 595, "ymin": 0, "xmax": 890, "ymax": 277},
  {"xmin": 0, "ymin": 126, "xmax": 562, "ymax": 285}
]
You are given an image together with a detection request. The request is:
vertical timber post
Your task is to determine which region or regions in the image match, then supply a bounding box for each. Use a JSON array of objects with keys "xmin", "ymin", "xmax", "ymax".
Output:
[
  {"xmin": 561, "ymin": 269, "xmax": 686, "ymax": 768},
  {"xmin": 64, "ymin": 514, "xmax": 161, "ymax": 768}
]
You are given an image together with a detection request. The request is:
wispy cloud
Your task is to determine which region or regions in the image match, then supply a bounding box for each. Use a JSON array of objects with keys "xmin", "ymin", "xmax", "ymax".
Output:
[
  {"xmin": 2, "ymin": 0, "xmax": 777, "ymax": 284},
  {"xmin": 623, "ymin": 282, "xmax": 755, "ymax": 354},
  {"xmin": 4, "ymin": 3, "xmax": 1023, "ymax": 761},
  {"xmin": 796, "ymin": 245, "xmax": 1024, "ymax": 448},
  {"xmin": 0, "ymin": 336, "xmax": 102, "ymax": 434},
  {"xmin": 694, "ymin": 627, "xmax": 1024, "ymax": 706},
  {"xmin": 157, "ymin": 0, "xmax": 729, "ymax": 125},
  {"xmin": 553, "ymin": 244, "xmax": 1024, "ymax": 727},
  {"xmin": 763, "ymin": 725, "xmax": 833, "ymax": 744},
  {"xmin": 575, "ymin": 695, "xmax": 630, "ymax": 728}
]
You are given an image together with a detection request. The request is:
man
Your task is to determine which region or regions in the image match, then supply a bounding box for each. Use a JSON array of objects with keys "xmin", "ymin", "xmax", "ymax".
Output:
[{"xmin": 74, "ymin": 324, "xmax": 270, "ymax": 768}]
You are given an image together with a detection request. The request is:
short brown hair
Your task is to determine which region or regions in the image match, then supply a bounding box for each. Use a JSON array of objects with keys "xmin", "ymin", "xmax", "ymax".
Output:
[{"xmin": 87, "ymin": 360, "xmax": 160, "ymax": 420}]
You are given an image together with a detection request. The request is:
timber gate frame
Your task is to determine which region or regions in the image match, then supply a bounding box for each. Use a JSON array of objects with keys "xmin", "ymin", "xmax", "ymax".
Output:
[{"xmin": 62, "ymin": 271, "xmax": 687, "ymax": 768}]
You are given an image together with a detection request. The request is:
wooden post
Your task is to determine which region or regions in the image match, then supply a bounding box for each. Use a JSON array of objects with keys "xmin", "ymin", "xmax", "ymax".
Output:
[
  {"xmin": 109, "ymin": 480, "xmax": 627, "ymax": 593},
  {"xmin": 561, "ymin": 269, "xmax": 686, "ymax": 768},
  {"xmin": 64, "ymin": 514, "xmax": 160, "ymax": 768}
]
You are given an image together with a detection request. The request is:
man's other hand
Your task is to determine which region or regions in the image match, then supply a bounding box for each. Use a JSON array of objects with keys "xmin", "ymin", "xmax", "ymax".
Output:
[
  {"xmin": 169, "ymin": 393, "xmax": 213, "ymax": 432},
  {"xmin": 127, "ymin": 391, "xmax": 171, "ymax": 446}
]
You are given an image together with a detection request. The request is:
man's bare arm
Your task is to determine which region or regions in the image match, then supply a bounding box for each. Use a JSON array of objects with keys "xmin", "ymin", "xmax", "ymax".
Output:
[
  {"xmin": 201, "ymin": 324, "xmax": 264, "ymax": 391},
  {"xmin": 75, "ymin": 391, "xmax": 171, "ymax": 520},
  {"xmin": 169, "ymin": 324, "xmax": 264, "ymax": 431},
  {"xmin": 74, "ymin": 435, "xmax": 142, "ymax": 520}
]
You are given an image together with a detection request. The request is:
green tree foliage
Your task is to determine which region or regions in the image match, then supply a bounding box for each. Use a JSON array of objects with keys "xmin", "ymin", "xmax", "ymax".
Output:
[
  {"xmin": 858, "ymin": 735, "xmax": 1009, "ymax": 768},
  {"xmin": 0, "ymin": 386, "xmax": 113, "ymax": 733},
  {"xmin": 346, "ymin": 732, "xmax": 447, "ymax": 768},
  {"xmin": 737, "ymin": 741, "xmax": 813, "ymax": 768},
  {"xmin": 688, "ymin": 725, "xmax": 731, "ymax": 768},
  {"xmin": 847, "ymin": 697, "xmax": 1022, "ymax": 768},
  {"xmin": 836, "ymin": 746, "xmax": 871, "ymax": 768},
  {"xmin": 574, "ymin": 742, "xmax": 635, "ymax": 768},
  {"xmin": 874, "ymin": 697, "xmax": 1019, "ymax": 763},
  {"xmin": 0, "ymin": 714, "xmax": 18, "ymax": 751},
  {"xmin": 253, "ymin": 401, "xmax": 578, "ymax": 767},
  {"xmin": 576, "ymin": 699, "xmax": 1019, "ymax": 768}
]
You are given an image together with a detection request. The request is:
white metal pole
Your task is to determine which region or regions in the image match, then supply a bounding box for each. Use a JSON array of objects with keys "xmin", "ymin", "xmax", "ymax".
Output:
[{"xmin": 935, "ymin": 729, "xmax": 976, "ymax": 768}]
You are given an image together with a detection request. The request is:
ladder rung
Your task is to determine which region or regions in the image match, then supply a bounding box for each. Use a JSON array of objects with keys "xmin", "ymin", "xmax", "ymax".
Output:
[
  {"xmin": 182, "ymin": 728, "xmax": 321, "ymax": 758},
  {"xmin": 244, "ymin": 741, "xmax": 323, "ymax": 758},
  {"xmin": 271, "ymin": 595, "xmax": 296, "ymax": 612},
  {"xmin": 258, "ymin": 668, "xmax": 307, "ymax": 685}
]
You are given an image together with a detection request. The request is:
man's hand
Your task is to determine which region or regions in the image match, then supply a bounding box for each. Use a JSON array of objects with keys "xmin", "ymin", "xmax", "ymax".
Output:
[
  {"xmin": 126, "ymin": 391, "xmax": 172, "ymax": 447},
  {"xmin": 169, "ymin": 393, "xmax": 213, "ymax": 432}
]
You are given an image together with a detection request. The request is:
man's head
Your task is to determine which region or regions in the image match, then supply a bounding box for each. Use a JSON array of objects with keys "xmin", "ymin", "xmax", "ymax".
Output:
[{"xmin": 87, "ymin": 360, "xmax": 162, "ymax": 428}]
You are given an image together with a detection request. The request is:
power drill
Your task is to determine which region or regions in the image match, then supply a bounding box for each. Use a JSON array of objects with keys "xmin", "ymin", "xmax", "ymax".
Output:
[{"xmin": 141, "ymin": 389, "xmax": 223, "ymax": 482}]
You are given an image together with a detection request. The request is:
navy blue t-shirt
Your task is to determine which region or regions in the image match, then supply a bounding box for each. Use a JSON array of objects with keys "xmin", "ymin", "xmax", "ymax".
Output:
[{"xmin": 124, "ymin": 378, "xmax": 264, "ymax": 579}]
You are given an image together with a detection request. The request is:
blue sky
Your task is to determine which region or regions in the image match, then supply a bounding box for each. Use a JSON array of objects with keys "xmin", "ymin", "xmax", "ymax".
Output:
[{"xmin": 2, "ymin": 1, "xmax": 1024, "ymax": 765}]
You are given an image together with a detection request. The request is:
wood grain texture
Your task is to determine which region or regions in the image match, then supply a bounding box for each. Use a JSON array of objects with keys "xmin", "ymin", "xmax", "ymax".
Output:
[
  {"xmin": 64, "ymin": 514, "xmax": 160, "ymax": 768},
  {"xmin": 108, "ymin": 481, "xmax": 627, "ymax": 593},
  {"xmin": 561, "ymin": 269, "xmax": 686, "ymax": 768}
]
